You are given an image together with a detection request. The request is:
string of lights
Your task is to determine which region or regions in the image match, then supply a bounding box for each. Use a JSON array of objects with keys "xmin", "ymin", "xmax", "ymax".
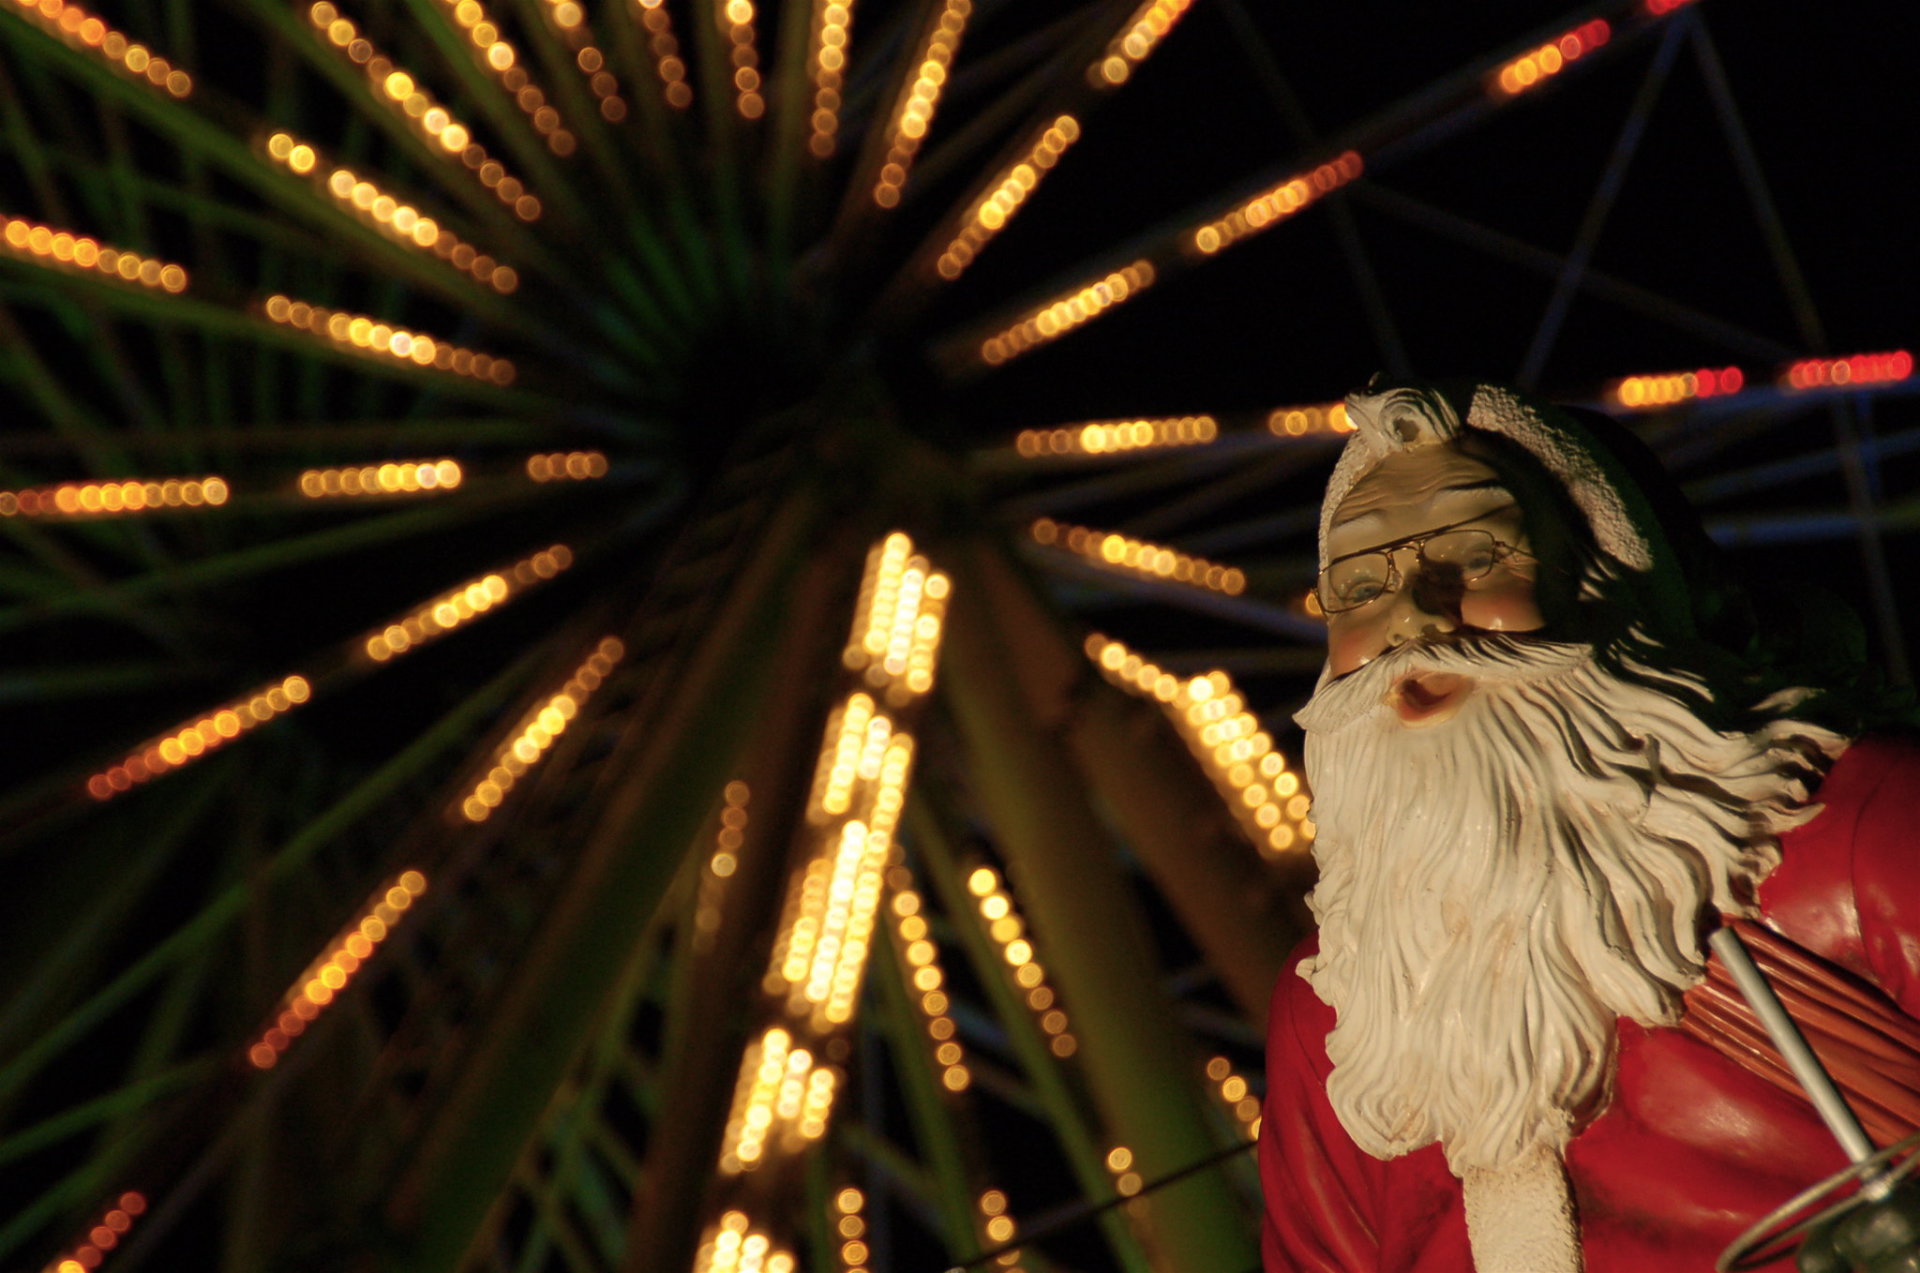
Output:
[
  {"xmin": 805, "ymin": 0, "xmax": 854, "ymax": 156},
  {"xmin": 247, "ymin": 871, "xmax": 427, "ymax": 1069},
  {"xmin": 973, "ymin": 1190, "xmax": 1025, "ymax": 1271},
  {"xmin": 1266, "ymin": 401, "xmax": 1352, "ymax": 436},
  {"xmin": 360, "ymin": 545, "xmax": 572, "ymax": 663},
  {"xmin": 429, "ymin": 0, "xmax": 575, "ymax": 154},
  {"xmin": 2, "ymin": 475, "xmax": 225, "ymax": 518},
  {"xmin": 262, "ymin": 294, "xmax": 516, "ymax": 383},
  {"xmin": 841, "ymin": 532, "xmax": 950, "ymax": 705},
  {"xmin": 1086, "ymin": 0, "xmax": 1194, "ymax": 88},
  {"xmin": 44, "ymin": 1192, "xmax": 148, "ymax": 1273},
  {"xmin": 872, "ymin": 0, "xmax": 972, "ymax": 208},
  {"xmin": 525, "ymin": 451, "xmax": 609, "ymax": 481},
  {"xmin": 3, "ymin": 213, "xmax": 187, "ymax": 291},
  {"xmin": 978, "ymin": 261, "xmax": 1153, "ymax": 365},
  {"xmin": 1188, "ymin": 152, "xmax": 1363, "ymax": 257},
  {"xmin": 964, "ymin": 865, "xmax": 1076, "ymax": 1058},
  {"xmin": 297, "ymin": 460, "xmax": 462, "ymax": 498},
  {"xmin": 535, "ymin": 0, "xmax": 627, "ymax": 122},
  {"xmin": 831, "ymin": 1187, "xmax": 873, "ymax": 1273},
  {"xmin": 303, "ymin": 1, "xmax": 541, "ymax": 220},
  {"xmin": 1204, "ymin": 1055, "xmax": 1262, "ymax": 1140},
  {"xmin": 86, "ymin": 674, "xmax": 311, "ymax": 801},
  {"xmin": 1031, "ymin": 520, "xmax": 1246, "ymax": 597},
  {"xmin": 1491, "ymin": 19, "xmax": 1610, "ymax": 97},
  {"xmin": 456, "ymin": 636, "xmax": 623, "ymax": 822},
  {"xmin": 886, "ymin": 877, "xmax": 970, "ymax": 1092},
  {"xmin": 628, "ymin": 0, "xmax": 692, "ymax": 109},
  {"xmin": 716, "ymin": 0, "xmax": 765, "ymax": 119},
  {"xmin": 1014, "ymin": 415, "xmax": 1215, "ymax": 458},
  {"xmin": 694, "ymin": 781, "xmax": 752, "ymax": 953},
  {"xmin": 691, "ymin": 1209, "xmax": 797, "ymax": 1273},
  {"xmin": 1086, "ymin": 634, "xmax": 1314, "ymax": 858},
  {"xmin": 262, "ymin": 133, "xmax": 518, "ymax": 294},
  {"xmin": 936, "ymin": 116, "xmax": 1080, "ymax": 281},
  {"xmin": 3, "ymin": 0, "xmax": 189, "ymax": 95}
]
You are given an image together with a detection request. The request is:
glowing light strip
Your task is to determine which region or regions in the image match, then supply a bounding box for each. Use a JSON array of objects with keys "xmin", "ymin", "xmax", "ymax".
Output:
[
  {"xmin": 2, "ymin": 474, "xmax": 226, "ymax": 518},
  {"xmin": 692, "ymin": 1210, "xmax": 798, "ymax": 1273},
  {"xmin": 263, "ymin": 133, "xmax": 518, "ymax": 294},
  {"xmin": 966, "ymin": 864, "xmax": 1075, "ymax": 1057},
  {"xmin": 872, "ymin": 0, "xmax": 971, "ymax": 207},
  {"xmin": 1015, "ymin": 414, "xmax": 1215, "ymax": 458},
  {"xmin": 629, "ymin": 0, "xmax": 691, "ymax": 108},
  {"xmin": 979, "ymin": 260, "xmax": 1154, "ymax": 365},
  {"xmin": 1189, "ymin": 151, "xmax": 1362, "ymax": 257},
  {"xmin": 432, "ymin": 0, "xmax": 576, "ymax": 154},
  {"xmin": 3, "ymin": 213, "xmax": 188, "ymax": 291},
  {"xmin": 458, "ymin": 636, "xmax": 623, "ymax": 821},
  {"xmin": 694, "ymin": 781, "xmax": 750, "ymax": 954},
  {"xmin": 1266, "ymin": 401, "xmax": 1352, "ymax": 437},
  {"xmin": 4, "ymin": 0, "xmax": 191, "ymax": 96},
  {"xmin": 840, "ymin": 531, "xmax": 950, "ymax": 705},
  {"xmin": 936, "ymin": 116, "xmax": 1080, "ymax": 280},
  {"xmin": 1087, "ymin": 633, "xmax": 1315, "ymax": 857},
  {"xmin": 86, "ymin": 674, "xmax": 310, "ymax": 801},
  {"xmin": 1032, "ymin": 520, "xmax": 1246, "ymax": 596},
  {"xmin": 248, "ymin": 871, "xmax": 426, "ymax": 1069},
  {"xmin": 976, "ymin": 1191, "xmax": 1023, "ymax": 1269},
  {"xmin": 1610, "ymin": 366, "xmax": 1744, "ymax": 410},
  {"xmin": 806, "ymin": 0, "xmax": 854, "ymax": 157},
  {"xmin": 298, "ymin": 459, "xmax": 462, "ymax": 498},
  {"xmin": 538, "ymin": 0, "xmax": 628, "ymax": 122},
  {"xmin": 1205, "ymin": 1055, "xmax": 1262, "ymax": 1140},
  {"xmin": 889, "ymin": 881, "xmax": 970, "ymax": 1092},
  {"xmin": 834, "ymin": 1187, "xmax": 874, "ymax": 1273},
  {"xmin": 1104, "ymin": 1145, "xmax": 1143, "ymax": 1198},
  {"xmin": 1087, "ymin": 0, "xmax": 1194, "ymax": 88},
  {"xmin": 262, "ymin": 294, "xmax": 516, "ymax": 384},
  {"xmin": 361, "ymin": 544, "xmax": 572, "ymax": 663},
  {"xmin": 48, "ymin": 1192, "xmax": 149, "ymax": 1273},
  {"xmin": 1782, "ymin": 350, "xmax": 1913, "ymax": 391},
  {"xmin": 1492, "ymin": 20, "xmax": 1610, "ymax": 97},
  {"xmin": 304, "ymin": 2, "xmax": 542, "ymax": 221},
  {"xmin": 717, "ymin": 0, "xmax": 765, "ymax": 119},
  {"xmin": 525, "ymin": 450, "xmax": 608, "ymax": 481},
  {"xmin": 716, "ymin": 1024, "xmax": 841, "ymax": 1172}
]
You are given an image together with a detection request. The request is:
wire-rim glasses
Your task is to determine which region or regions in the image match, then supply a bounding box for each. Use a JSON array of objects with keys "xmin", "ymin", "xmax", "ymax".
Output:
[{"xmin": 1317, "ymin": 508, "xmax": 1534, "ymax": 615}]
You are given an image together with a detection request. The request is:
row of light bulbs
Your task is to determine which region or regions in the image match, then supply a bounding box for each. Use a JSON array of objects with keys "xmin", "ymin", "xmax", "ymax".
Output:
[
  {"xmin": 966, "ymin": 865, "xmax": 1077, "ymax": 1057},
  {"xmin": 716, "ymin": 1024, "xmax": 841, "ymax": 1172},
  {"xmin": 537, "ymin": 2, "xmax": 628, "ymax": 122},
  {"xmin": 692, "ymin": 1210, "xmax": 797, "ymax": 1273},
  {"xmin": 458, "ymin": 637, "xmax": 624, "ymax": 823},
  {"xmin": 717, "ymin": 0, "xmax": 766, "ymax": 118},
  {"xmin": 979, "ymin": 261, "xmax": 1154, "ymax": 365},
  {"xmin": 4, "ymin": 213, "xmax": 187, "ymax": 292},
  {"xmin": 2, "ymin": 476, "xmax": 224, "ymax": 518},
  {"xmin": 805, "ymin": 0, "xmax": 855, "ymax": 157},
  {"xmin": 1205, "ymin": 1055, "xmax": 1263, "ymax": 1139},
  {"xmin": 248, "ymin": 872, "xmax": 427, "ymax": 1070},
  {"xmin": 1189, "ymin": 152, "xmax": 1363, "ymax": 256},
  {"xmin": 263, "ymin": 294, "xmax": 515, "ymax": 383},
  {"xmin": 873, "ymin": 0, "xmax": 972, "ymax": 207},
  {"xmin": 889, "ymin": 881, "xmax": 971, "ymax": 1092},
  {"xmin": 305, "ymin": 1, "xmax": 540, "ymax": 220},
  {"xmin": 87, "ymin": 675, "xmax": 311, "ymax": 801},
  {"xmin": 1087, "ymin": 0, "xmax": 1195, "ymax": 88},
  {"xmin": 1492, "ymin": 20, "xmax": 1610, "ymax": 98},
  {"xmin": 1015, "ymin": 415, "xmax": 1215, "ymax": 458},
  {"xmin": 361, "ymin": 544, "xmax": 570, "ymax": 662},
  {"xmin": 8, "ymin": 0, "xmax": 189, "ymax": 95},
  {"xmin": 264, "ymin": 133, "xmax": 519, "ymax": 294},
  {"xmin": 936, "ymin": 116, "xmax": 1081, "ymax": 280},
  {"xmin": 1032, "ymin": 519, "xmax": 1247, "ymax": 597},
  {"xmin": 631, "ymin": 0, "xmax": 693, "ymax": 110},
  {"xmin": 431, "ymin": 0, "xmax": 577, "ymax": 155},
  {"xmin": 1086, "ymin": 634, "xmax": 1315, "ymax": 857},
  {"xmin": 45, "ymin": 1191, "xmax": 148, "ymax": 1273},
  {"xmin": 842, "ymin": 532, "xmax": 949, "ymax": 705}
]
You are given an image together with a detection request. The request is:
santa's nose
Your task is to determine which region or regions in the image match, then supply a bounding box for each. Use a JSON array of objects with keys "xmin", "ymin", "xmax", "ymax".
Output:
[{"xmin": 1382, "ymin": 562, "xmax": 1464, "ymax": 650}]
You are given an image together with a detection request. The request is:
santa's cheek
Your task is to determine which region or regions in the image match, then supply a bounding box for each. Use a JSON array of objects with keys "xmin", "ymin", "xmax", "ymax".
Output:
[
  {"xmin": 1326, "ymin": 616, "xmax": 1385, "ymax": 676},
  {"xmin": 1461, "ymin": 579, "xmax": 1544, "ymax": 633}
]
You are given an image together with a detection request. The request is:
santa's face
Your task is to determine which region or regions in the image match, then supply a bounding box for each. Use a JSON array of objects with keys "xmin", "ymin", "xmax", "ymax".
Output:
[{"xmin": 1321, "ymin": 447, "xmax": 1547, "ymax": 708}]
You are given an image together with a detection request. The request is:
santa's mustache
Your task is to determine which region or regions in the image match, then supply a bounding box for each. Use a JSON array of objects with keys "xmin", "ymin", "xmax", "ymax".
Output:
[{"xmin": 1294, "ymin": 631, "xmax": 1596, "ymax": 736}]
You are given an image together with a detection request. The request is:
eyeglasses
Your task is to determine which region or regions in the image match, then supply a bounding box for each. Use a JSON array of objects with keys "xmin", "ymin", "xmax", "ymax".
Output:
[{"xmin": 1316, "ymin": 507, "xmax": 1534, "ymax": 615}]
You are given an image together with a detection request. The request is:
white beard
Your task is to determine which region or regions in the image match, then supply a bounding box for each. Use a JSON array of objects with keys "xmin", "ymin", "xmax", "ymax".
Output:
[{"xmin": 1294, "ymin": 634, "xmax": 1842, "ymax": 1178}]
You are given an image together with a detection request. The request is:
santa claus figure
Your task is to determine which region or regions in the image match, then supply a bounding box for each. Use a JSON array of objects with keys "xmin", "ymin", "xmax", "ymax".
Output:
[{"xmin": 1261, "ymin": 380, "xmax": 1920, "ymax": 1272}]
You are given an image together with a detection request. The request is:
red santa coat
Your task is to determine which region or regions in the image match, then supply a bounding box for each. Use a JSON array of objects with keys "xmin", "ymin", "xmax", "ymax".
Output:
[{"xmin": 1261, "ymin": 736, "xmax": 1920, "ymax": 1273}]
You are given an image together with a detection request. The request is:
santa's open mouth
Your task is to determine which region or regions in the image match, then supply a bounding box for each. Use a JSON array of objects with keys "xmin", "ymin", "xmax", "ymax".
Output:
[{"xmin": 1387, "ymin": 669, "xmax": 1473, "ymax": 726}]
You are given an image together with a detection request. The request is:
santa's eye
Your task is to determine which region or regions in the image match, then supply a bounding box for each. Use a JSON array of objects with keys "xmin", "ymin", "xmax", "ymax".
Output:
[
  {"xmin": 1425, "ymin": 530, "xmax": 1499, "ymax": 579},
  {"xmin": 1325, "ymin": 556, "xmax": 1390, "ymax": 605}
]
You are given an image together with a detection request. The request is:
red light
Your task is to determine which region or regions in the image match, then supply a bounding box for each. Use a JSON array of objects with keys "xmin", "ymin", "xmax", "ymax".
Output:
[{"xmin": 1780, "ymin": 350, "xmax": 1913, "ymax": 392}]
